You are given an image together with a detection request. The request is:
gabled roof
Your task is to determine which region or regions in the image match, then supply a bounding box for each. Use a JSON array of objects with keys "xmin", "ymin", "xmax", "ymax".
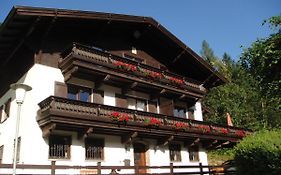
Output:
[{"xmin": 0, "ymin": 6, "xmax": 227, "ymax": 88}]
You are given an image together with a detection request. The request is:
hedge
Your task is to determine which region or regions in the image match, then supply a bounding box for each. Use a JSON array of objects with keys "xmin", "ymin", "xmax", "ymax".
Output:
[{"xmin": 234, "ymin": 130, "xmax": 281, "ymax": 175}]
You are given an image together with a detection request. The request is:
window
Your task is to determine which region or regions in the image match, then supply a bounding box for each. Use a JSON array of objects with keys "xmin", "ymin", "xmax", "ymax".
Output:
[
  {"xmin": 189, "ymin": 146, "xmax": 199, "ymax": 162},
  {"xmin": 1, "ymin": 99, "xmax": 11, "ymax": 123},
  {"xmin": 85, "ymin": 138, "xmax": 104, "ymax": 160},
  {"xmin": 49, "ymin": 135, "xmax": 71, "ymax": 159},
  {"xmin": 0, "ymin": 145, "xmax": 3, "ymax": 164},
  {"xmin": 128, "ymin": 98, "xmax": 146, "ymax": 111},
  {"xmin": 169, "ymin": 144, "xmax": 181, "ymax": 162},
  {"xmin": 67, "ymin": 85, "xmax": 91, "ymax": 102},
  {"xmin": 173, "ymin": 107, "xmax": 186, "ymax": 118},
  {"xmin": 187, "ymin": 109, "xmax": 195, "ymax": 120}
]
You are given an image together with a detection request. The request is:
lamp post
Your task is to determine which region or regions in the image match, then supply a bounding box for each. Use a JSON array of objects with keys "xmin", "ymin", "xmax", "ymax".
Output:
[{"xmin": 10, "ymin": 83, "xmax": 32, "ymax": 175}]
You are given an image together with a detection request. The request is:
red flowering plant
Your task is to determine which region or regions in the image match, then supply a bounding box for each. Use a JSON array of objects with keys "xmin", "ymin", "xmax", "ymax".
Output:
[
  {"xmin": 145, "ymin": 117, "xmax": 162, "ymax": 127},
  {"xmin": 174, "ymin": 122, "xmax": 189, "ymax": 131},
  {"xmin": 113, "ymin": 60, "xmax": 137, "ymax": 72},
  {"xmin": 235, "ymin": 130, "xmax": 246, "ymax": 137},
  {"xmin": 196, "ymin": 125, "xmax": 211, "ymax": 133},
  {"xmin": 221, "ymin": 128, "xmax": 229, "ymax": 134},
  {"xmin": 143, "ymin": 70, "xmax": 163, "ymax": 79},
  {"xmin": 110, "ymin": 112, "xmax": 129, "ymax": 124},
  {"xmin": 165, "ymin": 76, "xmax": 184, "ymax": 85}
]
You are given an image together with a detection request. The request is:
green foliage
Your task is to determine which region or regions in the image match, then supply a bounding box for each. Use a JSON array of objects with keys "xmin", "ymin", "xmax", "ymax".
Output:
[
  {"xmin": 201, "ymin": 41, "xmax": 263, "ymax": 130},
  {"xmin": 203, "ymin": 67, "xmax": 263, "ymax": 130},
  {"xmin": 241, "ymin": 15, "xmax": 281, "ymax": 128},
  {"xmin": 208, "ymin": 148, "xmax": 234, "ymax": 165},
  {"xmin": 203, "ymin": 15, "xmax": 281, "ymax": 130},
  {"xmin": 200, "ymin": 40, "xmax": 231, "ymax": 79},
  {"xmin": 234, "ymin": 130, "xmax": 281, "ymax": 175}
]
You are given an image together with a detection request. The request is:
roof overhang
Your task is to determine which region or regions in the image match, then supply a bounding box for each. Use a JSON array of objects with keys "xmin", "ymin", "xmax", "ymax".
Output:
[{"xmin": 0, "ymin": 6, "xmax": 228, "ymax": 89}]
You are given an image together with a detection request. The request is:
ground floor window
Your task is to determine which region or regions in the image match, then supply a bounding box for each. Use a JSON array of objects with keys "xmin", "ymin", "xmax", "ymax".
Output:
[
  {"xmin": 85, "ymin": 138, "xmax": 104, "ymax": 160},
  {"xmin": 49, "ymin": 135, "xmax": 71, "ymax": 159},
  {"xmin": 169, "ymin": 143, "xmax": 182, "ymax": 162},
  {"xmin": 188, "ymin": 146, "xmax": 199, "ymax": 162}
]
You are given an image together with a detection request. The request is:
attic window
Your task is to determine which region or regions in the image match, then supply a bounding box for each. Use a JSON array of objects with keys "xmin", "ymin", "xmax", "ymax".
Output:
[{"xmin": 132, "ymin": 46, "xmax": 137, "ymax": 54}]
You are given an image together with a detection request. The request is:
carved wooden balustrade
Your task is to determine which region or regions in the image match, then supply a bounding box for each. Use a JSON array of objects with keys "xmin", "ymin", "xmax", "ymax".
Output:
[
  {"xmin": 59, "ymin": 43, "xmax": 206, "ymax": 97},
  {"xmin": 38, "ymin": 96, "xmax": 250, "ymax": 143}
]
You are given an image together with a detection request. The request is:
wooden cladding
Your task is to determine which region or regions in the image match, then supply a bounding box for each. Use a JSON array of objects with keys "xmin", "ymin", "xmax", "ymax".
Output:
[
  {"xmin": 159, "ymin": 98, "xmax": 173, "ymax": 116},
  {"xmin": 115, "ymin": 94, "xmax": 128, "ymax": 108},
  {"xmin": 93, "ymin": 90, "xmax": 104, "ymax": 104},
  {"xmin": 148, "ymin": 101, "xmax": 157, "ymax": 113},
  {"xmin": 54, "ymin": 82, "xmax": 67, "ymax": 98}
]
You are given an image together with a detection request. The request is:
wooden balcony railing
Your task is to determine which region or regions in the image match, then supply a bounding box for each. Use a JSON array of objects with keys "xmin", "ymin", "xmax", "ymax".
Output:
[
  {"xmin": 38, "ymin": 96, "xmax": 250, "ymax": 141},
  {"xmin": 59, "ymin": 43, "xmax": 206, "ymax": 94}
]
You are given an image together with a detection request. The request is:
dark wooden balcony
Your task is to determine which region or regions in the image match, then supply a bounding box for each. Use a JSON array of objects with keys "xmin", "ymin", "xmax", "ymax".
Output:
[
  {"xmin": 37, "ymin": 96, "xmax": 250, "ymax": 149},
  {"xmin": 59, "ymin": 43, "xmax": 206, "ymax": 100}
]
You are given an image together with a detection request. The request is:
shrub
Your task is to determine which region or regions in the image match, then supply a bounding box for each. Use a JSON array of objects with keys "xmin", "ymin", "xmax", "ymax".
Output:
[{"xmin": 234, "ymin": 130, "xmax": 281, "ymax": 175}]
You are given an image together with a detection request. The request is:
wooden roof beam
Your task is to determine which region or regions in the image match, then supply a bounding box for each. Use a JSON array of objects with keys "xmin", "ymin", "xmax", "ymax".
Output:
[
  {"xmin": 95, "ymin": 74, "xmax": 111, "ymax": 89},
  {"xmin": 121, "ymin": 132, "xmax": 138, "ymax": 145},
  {"xmin": 157, "ymin": 135, "xmax": 174, "ymax": 147},
  {"xmin": 78, "ymin": 127, "xmax": 94, "ymax": 140},
  {"xmin": 42, "ymin": 123, "xmax": 56, "ymax": 138}
]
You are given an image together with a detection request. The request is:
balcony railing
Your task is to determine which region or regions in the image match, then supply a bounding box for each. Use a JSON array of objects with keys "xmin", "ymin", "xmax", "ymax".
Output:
[
  {"xmin": 38, "ymin": 96, "xmax": 250, "ymax": 141},
  {"xmin": 59, "ymin": 43, "xmax": 206, "ymax": 95}
]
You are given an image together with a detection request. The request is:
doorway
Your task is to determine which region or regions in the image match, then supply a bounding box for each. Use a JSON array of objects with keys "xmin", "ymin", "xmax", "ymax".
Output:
[{"xmin": 133, "ymin": 142, "xmax": 148, "ymax": 173}]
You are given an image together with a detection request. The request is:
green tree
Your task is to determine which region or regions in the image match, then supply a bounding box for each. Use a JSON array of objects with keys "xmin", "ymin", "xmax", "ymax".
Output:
[
  {"xmin": 241, "ymin": 15, "xmax": 281, "ymax": 128},
  {"xmin": 201, "ymin": 41, "xmax": 263, "ymax": 130}
]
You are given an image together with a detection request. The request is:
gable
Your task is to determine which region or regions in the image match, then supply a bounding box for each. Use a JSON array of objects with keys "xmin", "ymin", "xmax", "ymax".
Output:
[{"xmin": 0, "ymin": 6, "xmax": 227, "ymax": 93}]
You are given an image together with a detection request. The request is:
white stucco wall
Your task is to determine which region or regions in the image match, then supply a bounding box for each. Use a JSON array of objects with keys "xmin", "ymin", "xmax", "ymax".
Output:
[{"xmin": 194, "ymin": 101, "xmax": 203, "ymax": 121}]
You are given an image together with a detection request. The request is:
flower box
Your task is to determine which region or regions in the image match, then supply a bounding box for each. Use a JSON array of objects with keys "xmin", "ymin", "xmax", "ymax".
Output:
[
  {"xmin": 110, "ymin": 111, "xmax": 129, "ymax": 124},
  {"xmin": 145, "ymin": 117, "xmax": 162, "ymax": 127}
]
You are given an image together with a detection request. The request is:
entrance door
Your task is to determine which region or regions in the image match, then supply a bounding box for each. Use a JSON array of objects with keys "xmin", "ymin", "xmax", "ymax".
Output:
[{"xmin": 134, "ymin": 142, "xmax": 147, "ymax": 174}]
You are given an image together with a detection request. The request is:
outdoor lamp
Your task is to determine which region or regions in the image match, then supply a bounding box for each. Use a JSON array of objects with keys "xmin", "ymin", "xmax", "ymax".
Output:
[
  {"xmin": 10, "ymin": 83, "xmax": 32, "ymax": 175},
  {"xmin": 10, "ymin": 83, "xmax": 32, "ymax": 104}
]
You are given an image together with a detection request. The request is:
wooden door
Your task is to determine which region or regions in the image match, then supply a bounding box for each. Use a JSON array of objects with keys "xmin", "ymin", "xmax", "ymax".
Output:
[{"xmin": 134, "ymin": 143, "xmax": 147, "ymax": 174}]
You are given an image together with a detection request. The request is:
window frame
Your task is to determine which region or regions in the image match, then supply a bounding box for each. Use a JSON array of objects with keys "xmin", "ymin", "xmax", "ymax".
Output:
[
  {"xmin": 67, "ymin": 84, "xmax": 91, "ymax": 102},
  {"xmin": 188, "ymin": 146, "xmax": 199, "ymax": 162},
  {"xmin": 85, "ymin": 138, "xmax": 105, "ymax": 161},
  {"xmin": 169, "ymin": 143, "xmax": 182, "ymax": 162},
  {"xmin": 48, "ymin": 135, "xmax": 71, "ymax": 160},
  {"xmin": 173, "ymin": 106, "xmax": 187, "ymax": 119}
]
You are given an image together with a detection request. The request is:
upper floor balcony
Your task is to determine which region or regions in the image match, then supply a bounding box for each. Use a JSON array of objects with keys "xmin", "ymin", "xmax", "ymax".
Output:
[
  {"xmin": 37, "ymin": 96, "xmax": 250, "ymax": 149},
  {"xmin": 59, "ymin": 43, "xmax": 206, "ymax": 100}
]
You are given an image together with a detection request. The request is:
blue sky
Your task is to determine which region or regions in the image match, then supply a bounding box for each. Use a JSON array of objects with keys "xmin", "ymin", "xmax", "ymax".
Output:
[{"xmin": 0, "ymin": 0, "xmax": 280, "ymax": 60}]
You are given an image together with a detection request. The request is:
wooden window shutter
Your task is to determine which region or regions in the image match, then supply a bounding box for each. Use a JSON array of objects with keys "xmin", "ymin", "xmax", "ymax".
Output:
[
  {"xmin": 148, "ymin": 101, "xmax": 157, "ymax": 113},
  {"xmin": 159, "ymin": 98, "xmax": 173, "ymax": 116},
  {"xmin": 115, "ymin": 94, "xmax": 128, "ymax": 108},
  {"xmin": 54, "ymin": 82, "xmax": 67, "ymax": 98},
  {"xmin": 93, "ymin": 90, "xmax": 104, "ymax": 104},
  {"xmin": 188, "ymin": 110, "xmax": 195, "ymax": 120}
]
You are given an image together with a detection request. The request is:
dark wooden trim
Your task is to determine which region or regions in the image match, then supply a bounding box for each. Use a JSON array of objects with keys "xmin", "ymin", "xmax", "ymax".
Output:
[
  {"xmin": 78, "ymin": 127, "xmax": 94, "ymax": 140},
  {"xmin": 121, "ymin": 131, "xmax": 138, "ymax": 145},
  {"xmin": 42, "ymin": 123, "xmax": 56, "ymax": 138}
]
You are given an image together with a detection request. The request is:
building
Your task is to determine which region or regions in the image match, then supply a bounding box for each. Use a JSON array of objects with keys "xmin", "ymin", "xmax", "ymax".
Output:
[{"xmin": 0, "ymin": 6, "xmax": 248, "ymax": 174}]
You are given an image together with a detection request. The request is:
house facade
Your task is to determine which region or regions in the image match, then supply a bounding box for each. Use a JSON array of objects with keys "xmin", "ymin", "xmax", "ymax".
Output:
[{"xmin": 0, "ymin": 6, "xmax": 248, "ymax": 174}]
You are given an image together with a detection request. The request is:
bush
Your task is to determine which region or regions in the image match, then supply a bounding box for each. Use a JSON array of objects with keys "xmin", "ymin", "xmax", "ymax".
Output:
[{"xmin": 234, "ymin": 130, "xmax": 281, "ymax": 175}]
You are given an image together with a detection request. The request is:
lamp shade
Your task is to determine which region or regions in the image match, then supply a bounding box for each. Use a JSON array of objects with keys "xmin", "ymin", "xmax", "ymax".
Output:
[{"xmin": 10, "ymin": 83, "xmax": 32, "ymax": 104}]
